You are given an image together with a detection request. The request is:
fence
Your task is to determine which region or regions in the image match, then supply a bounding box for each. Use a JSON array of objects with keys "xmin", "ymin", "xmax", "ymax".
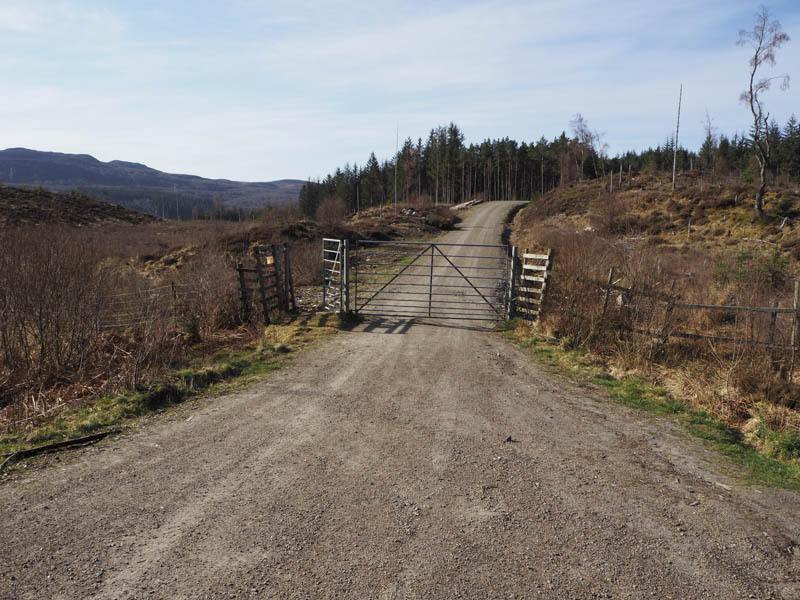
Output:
[
  {"xmin": 236, "ymin": 242, "xmax": 297, "ymax": 324},
  {"xmin": 103, "ymin": 283, "xmax": 200, "ymax": 330},
  {"xmin": 578, "ymin": 269, "xmax": 800, "ymax": 352}
]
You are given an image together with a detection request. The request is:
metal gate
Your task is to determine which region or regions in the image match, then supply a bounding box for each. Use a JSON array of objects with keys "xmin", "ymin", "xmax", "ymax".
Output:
[
  {"xmin": 322, "ymin": 238, "xmax": 349, "ymax": 312},
  {"xmin": 351, "ymin": 241, "xmax": 513, "ymax": 321}
]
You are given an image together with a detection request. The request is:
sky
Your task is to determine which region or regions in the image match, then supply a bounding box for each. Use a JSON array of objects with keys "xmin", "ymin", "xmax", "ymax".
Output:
[{"xmin": 1, "ymin": 0, "xmax": 799, "ymax": 183}]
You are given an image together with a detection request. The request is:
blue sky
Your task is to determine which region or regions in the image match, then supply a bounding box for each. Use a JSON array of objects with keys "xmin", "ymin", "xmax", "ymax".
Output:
[{"xmin": 2, "ymin": 0, "xmax": 799, "ymax": 182}]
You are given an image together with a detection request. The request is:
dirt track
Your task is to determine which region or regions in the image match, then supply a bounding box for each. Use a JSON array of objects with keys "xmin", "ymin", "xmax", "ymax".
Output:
[{"xmin": 2, "ymin": 201, "xmax": 800, "ymax": 599}]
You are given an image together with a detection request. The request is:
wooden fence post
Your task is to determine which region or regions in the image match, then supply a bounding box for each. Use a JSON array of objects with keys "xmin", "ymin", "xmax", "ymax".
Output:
[
  {"xmin": 660, "ymin": 280, "xmax": 676, "ymax": 342},
  {"xmin": 600, "ymin": 266, "xmax": 615, "ymax": 319},
  {"xmin": 768, "ymin": 299, "xmax": 778, "ymax": 347},
  {"xmin": 507, "ymin": 245, "xmax": 517, "ymax": 320},
  {"xmin": 283, "ymin": 242, "xmax": 297, "ymax": 311},
  {"xmin": 254, "ymin": 251, "xmax": 271, "ymax": 325},
  {"xmin": 171, "ymin": 281, "xmax": 178, "ymax": 326},
  {"xmin": 793, "ymin": 281, "xmax": 800, "ymax": 348},
  {"xmin": 269, "ymin": 244, "xmax": 284, "ymax": 311},
  {"xmin": 236, "ymin": 263, "xmax": 250, "ymax": 322},
  {"xmin": 790, "ymin": 281, "xmax": 800, "ymax": 380}
]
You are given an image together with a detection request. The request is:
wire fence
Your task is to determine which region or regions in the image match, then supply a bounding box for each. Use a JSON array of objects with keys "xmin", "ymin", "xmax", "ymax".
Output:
[{"xmin": 101, "ymin": 283, "xmax": 201, "ymax": 330}]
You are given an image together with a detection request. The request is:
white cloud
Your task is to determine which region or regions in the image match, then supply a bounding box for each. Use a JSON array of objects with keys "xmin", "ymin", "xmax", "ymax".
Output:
[
  {"xmin": 0, "ymin": 5, "xmax": 44, "ymax": 32},
  {"xmin": 1, "ymin": 0, "xmax": 798, "ymax": 180}
]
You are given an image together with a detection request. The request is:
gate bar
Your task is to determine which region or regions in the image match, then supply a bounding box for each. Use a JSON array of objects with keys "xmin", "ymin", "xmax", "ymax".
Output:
[
  {"xmin": 358, "ymin": 240, "xmax": 507, "ymax": 248},
  {"xmin": 357, "ymin": 244, "xmax": 433, "ymax": 311}
]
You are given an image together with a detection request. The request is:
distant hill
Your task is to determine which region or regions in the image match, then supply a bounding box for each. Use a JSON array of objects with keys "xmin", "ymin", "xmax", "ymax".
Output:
[
  {"xmin": 0, "ymin": 148, "xmax": 304, "ymax": 219},
  {"xmin": 0, "ymin": 185, "xmax": 159, "ymax": 227}
]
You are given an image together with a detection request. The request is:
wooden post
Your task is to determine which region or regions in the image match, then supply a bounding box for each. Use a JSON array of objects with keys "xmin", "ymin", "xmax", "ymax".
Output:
[
  {"xmin": 790, "ymin": 281, "xmax": 799, "ymax": 380},
  {"xmin": 792, "ymin": 281, "xmax": 800, "ymax": 349},
  {"xmin": 507, "ymin": 245, "xmax": 518, "ymax": 320},
  {"xmin": 766, "ymin": 299, "xmax": 778, "ymax": 347},
  {"xmin": 283, "ymin": 242, "xmax": 297, "ymax": 311},
  {"xmin": 271, "ymin": 244, "xmax": 285, "ymax": 311},
  {"xmin": 660, "ymin": 280, "xmax": 677, "ymax": 342},
  {"xmin": 672, "ymin": 83, "xmax": 682, "ymax": 194},
  {"xmin": 600, "ymin": 266, "xmax": 615, "ymax": 319},
  {"xmin": 171, "ymin": 282, "xmax": 178, "ymax": 325},
  {"xmin": 254, "ymin": 251, "xmax": 271, "ymax": 325},
  {"xmin": 236, "ymin": 263, "xmax": 250, "ymax": 322}
]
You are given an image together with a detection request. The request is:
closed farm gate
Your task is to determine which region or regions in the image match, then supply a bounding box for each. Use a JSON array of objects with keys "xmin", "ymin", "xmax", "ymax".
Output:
[{"xmin": 351, "ymin": 241, "xmax": 512, "ymax": 321}]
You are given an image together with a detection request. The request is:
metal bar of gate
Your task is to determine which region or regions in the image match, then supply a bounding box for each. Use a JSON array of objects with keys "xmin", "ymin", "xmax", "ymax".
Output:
[
  {"xmin": 357, "ymin": 243, "xmax": 433, "ymax": 311},
  {"xmin": 434, "ymin": 245, "xmax": 503, "ymax": 317},
  {"xmin": 353, "ymin": 240, "xmax": 510, "ymax": 320},
  {"xmin": 358, "ymin": 240, "xmax": 507, "ymax": 248},
  {"xmin": 428, "ymin": 245, "xmax": 434, "ymax": 317}
]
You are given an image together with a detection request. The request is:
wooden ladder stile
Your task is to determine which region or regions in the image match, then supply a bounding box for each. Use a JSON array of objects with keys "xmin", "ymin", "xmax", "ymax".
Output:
[{"xmin": 516, "ymin": 248, "xmax": 552, "ymax": 320}]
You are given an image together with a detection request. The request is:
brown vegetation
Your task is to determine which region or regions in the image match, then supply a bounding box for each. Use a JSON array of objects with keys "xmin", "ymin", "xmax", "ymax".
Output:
[
  {"xmin": 0, "ymin": 185, "xmax": 158, "ymax": 226},
  {"xmin": 0, "ymin": 196, "xmax": 459, "ymax": 434},
  {"xmin": 513, "ymin": 173, "xmax": 800, "ymax": 452}
]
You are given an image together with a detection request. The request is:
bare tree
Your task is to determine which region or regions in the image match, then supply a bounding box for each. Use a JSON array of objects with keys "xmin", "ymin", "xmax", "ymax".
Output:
[
  {"xmin": 593, "ymin": 129, "xmax": 609, "ymax": 177},
  {"xmin": 737, "ymin": 5, "xmax": 790, "ymax": 217},
  {"xmin": 316, "ymin": 196, "xmax": 348, "ymax": 231},
  {"xmin": 570, "ymin": 113, "xmax": 594, "ymax": 181}
]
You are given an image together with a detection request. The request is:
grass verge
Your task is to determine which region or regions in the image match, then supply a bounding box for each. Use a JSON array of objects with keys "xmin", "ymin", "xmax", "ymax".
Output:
[
  {"xmin": 0, "ymin": 312, "xmax": 343, "ymax": 457},
  {"xmin": 500, "ymin": 321, "xmax": 800, "ymax": 491}
]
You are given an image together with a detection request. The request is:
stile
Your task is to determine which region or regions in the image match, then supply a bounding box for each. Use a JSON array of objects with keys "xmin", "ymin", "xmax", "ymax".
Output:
[{"xmin": 515, "ymin": 247, "xmax": 552, "ymax": 321}]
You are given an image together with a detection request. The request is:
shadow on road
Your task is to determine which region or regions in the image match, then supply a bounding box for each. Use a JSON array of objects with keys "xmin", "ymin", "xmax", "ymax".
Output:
[{"xmin": 349, "ymin": 315, "xmax": 495, "ymax": 334}]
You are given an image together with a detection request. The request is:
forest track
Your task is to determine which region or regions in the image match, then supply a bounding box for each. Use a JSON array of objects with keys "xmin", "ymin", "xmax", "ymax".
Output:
[{"xmin": 1, "ymin": 201, "xmax": 799, "ymax": 599}]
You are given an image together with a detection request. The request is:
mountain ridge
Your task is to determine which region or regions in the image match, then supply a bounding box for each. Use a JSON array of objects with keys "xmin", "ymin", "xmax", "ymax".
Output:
[{"xmin": 0, "ymin": 148, "xmax": 305, "ymax": 218}]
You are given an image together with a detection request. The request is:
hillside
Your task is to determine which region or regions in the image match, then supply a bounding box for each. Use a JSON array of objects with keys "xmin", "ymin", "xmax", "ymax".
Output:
[
  {"xmin": 512, "ymin": 172, "xmax": 800, "ymax": 463},
  {"xmin": 0, "ymin": 185, "xmax": 158, "ymax": 226},
  {"xmin": 0, "ymin": 148, "xmax": 304, "ymax": 218},
  {"xmin": 517, "ymin": 172, "xmax": 800, "ymax": 261}
]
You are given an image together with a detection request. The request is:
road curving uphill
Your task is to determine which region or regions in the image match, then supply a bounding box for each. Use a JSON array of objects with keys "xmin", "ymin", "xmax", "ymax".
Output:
[{"xmin": 1, "ymin": 201, "xmax": 799, "ymax": 599}]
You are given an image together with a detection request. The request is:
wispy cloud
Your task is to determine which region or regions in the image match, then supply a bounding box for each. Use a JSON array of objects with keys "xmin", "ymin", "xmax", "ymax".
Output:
[
  {"xmin": 0, "ymin": 5, "xmax": 44, "ymax": 32},
  {"xmin": 0, "ymin": 0, "xmax": 797, "ymax": 180}
]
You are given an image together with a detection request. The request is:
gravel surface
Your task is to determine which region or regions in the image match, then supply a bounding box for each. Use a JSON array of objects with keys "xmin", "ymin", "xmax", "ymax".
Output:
[{"xmin": 1, "ymin": 201, "xmax": 799, "ymax": 599}]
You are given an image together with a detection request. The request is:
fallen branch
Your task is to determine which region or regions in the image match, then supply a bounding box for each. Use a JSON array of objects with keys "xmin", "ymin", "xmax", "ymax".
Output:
[
  {"xmin": 0, "ymin": 428, "xmax": 122, "ymax": 473},
  {"xmin": 742, "ymin": 237, "xmax": 777, "ymax": 246}
]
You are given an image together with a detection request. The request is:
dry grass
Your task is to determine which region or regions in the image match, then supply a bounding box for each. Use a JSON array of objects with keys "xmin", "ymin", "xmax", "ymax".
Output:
[
  {"xmin": 0, "ymin": 197, "xmax": 454, "ymax": 433},
  {"xmin": 0, "ymin": 223, "xmax": 252, "ymax": 433},
  {"xmin": 513, "ymin": 173, "xmax": 800, "ymax": 442}
]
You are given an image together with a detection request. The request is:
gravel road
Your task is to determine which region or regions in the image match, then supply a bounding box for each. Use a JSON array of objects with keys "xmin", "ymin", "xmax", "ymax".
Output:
[{"xmin": 2, "ymin": 201, "xmax": 799, "ymax": 599}]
